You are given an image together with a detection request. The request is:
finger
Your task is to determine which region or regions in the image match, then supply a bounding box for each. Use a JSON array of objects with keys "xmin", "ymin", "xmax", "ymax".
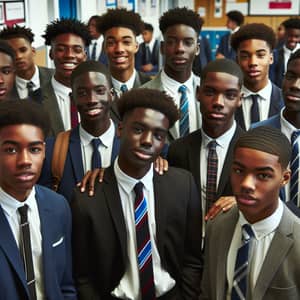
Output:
[
  {"xmin": 163, "ymin": 158, "xmax": 169, "ymax": 171},
  {"xmin": 88, "ymin": 170, "xmax": 100, "ymax": 197},
  {"xmin": 98, "ymin": 168, "xmax": 105, "ymax": 182},
  {"xmin": 205, "ymin": 204, "xmax": 220, "ymax": 221},
  {"xmin": 80, "ymin": 170, "xmax": 92, "ymax": 192}
]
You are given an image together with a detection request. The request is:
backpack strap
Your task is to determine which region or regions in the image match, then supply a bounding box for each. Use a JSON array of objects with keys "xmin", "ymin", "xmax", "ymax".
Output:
[{"xmin": 51, "ymin": 130, "xmax": 71, "ymax": 192}]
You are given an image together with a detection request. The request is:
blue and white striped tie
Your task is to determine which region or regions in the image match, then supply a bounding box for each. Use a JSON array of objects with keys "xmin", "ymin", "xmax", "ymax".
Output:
[
  {"xmin": 290, "ymin": 131, "xmax": 300, "ymax": 206},
  {"xmin": 178, "ymin": 85, "xmax": 189, "ymax": 137}
]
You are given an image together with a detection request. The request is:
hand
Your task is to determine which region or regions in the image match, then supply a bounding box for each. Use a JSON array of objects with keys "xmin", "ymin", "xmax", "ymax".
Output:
[
  {"xmin": 141, "ymin": 63, "xmax": 153, "ymax": 72},
  {"xmin": 77, "ymin": 168, "xmax": 105, "ymax": 197},
  {"xmin": 205, "ymin": 196, "xmax": 236, "ymax": 221},
  {"xmin": 154, "ymin": 156, "xmax": 168, "ymax": 175}
]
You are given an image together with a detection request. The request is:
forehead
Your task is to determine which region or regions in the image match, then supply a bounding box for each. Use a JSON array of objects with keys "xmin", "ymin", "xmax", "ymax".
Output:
[
  {"xmin": 286, "ymin": 28, "xmax": 300, "ymax": 36},
  {"xmin": 202, "ymin": 71, "xmax": 240, "ymax": 89},
  {"xmin": 238, "ymin": 39, "xmax": 271, "ymax": 52},
  {"xmin": 0, "ymin": 124, "xmax": 44, "ymax": 142},
  {"xmin": 163, "ymin": 24, "xmax": 197, "ymax": 38},
  {"xmin": 52, "ymin": 33, "xmax": 85, "ymax": 45},
  {"xmin": 105, "ymin": 27, "xmax": 136, "ymax": 39},
  {"xmin": 0, "ymin": 52, "xmax": 14, "ymax": 66},
  {"xmin": 73, "ymin": 71, "xmax": 109, "ymax": 88},
  {"xmin": 6, "ymin": 37, "xmax": 31, "ymax": 47}
]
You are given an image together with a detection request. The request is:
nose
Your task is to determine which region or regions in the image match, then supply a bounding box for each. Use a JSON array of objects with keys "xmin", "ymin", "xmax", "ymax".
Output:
[
  {"xmin": 213, "ymin": 93, "xmax": 225, "ymax": 108},
  {"xmin": 115, "ymin": 41, "xmax": 124, "ymax": 53},
  {"xmin": 17, "ymin": 149, "xmax": 32, "ymax": 168},
  {"xmin": 240, "ymin": 174, "xmax": 255, "ymax": 192},
  {"xmin": 64, "ymin": 47, "xmax": 75, "ymax": 57},
  {"xmin": 141, "ymin": 131, "xmax": 153, "ymax": 147},
  {"xmin": 175, "ymin": 40, "xmax": 185, "ymax": 53},
  {"xmin": 0, "ymin": 73, "xmax": 4, "ymax": 83},
  {"xmin": 249, "ymin": 55, "xmax": 258, "ymax": 66}
]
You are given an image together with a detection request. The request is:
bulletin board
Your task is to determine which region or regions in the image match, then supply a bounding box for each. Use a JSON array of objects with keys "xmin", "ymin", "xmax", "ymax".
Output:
[
  {"xmin": 105, "ymin": 0, "xmax": 135, "ymax": 11},
  {"xmin": 249, "ymin": 0, "xmax": 300, "ymax": 15},
  {"xmin": 0, "ymin": 0, "xmax": 25, "ymax": 26}
]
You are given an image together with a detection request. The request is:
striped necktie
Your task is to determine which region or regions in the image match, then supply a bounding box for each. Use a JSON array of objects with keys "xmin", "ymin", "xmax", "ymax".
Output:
[
  {"xmin": 290, "ymin": 131, "xmax": 300, "ymax": 206},
  {"xmin": 178, "ymin": 85, "xmax": 189, "ymax": 137},
  {"xmin": 91, "ymin": 138, "xmax": 102, "ymax": 169},
  {"xmin": 231, "ymin": 224, "xmax": 254, "ymax": 300},
  {"xmin": 133, "ymin": 182, "xmax": 156, "ymax": 300}
]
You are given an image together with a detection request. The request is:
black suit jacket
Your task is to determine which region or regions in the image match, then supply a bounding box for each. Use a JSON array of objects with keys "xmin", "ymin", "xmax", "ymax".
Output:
[
  {"xmin": 269, "ymin": 47, "xmax": 285, "ymax": 88},
  {"xmin": 71, "ymin": 166, "xmax": 202, "ymax": 300},
  {"xmin": 167, "ymin": 126, "xmax": 244, "ymax": 200}
]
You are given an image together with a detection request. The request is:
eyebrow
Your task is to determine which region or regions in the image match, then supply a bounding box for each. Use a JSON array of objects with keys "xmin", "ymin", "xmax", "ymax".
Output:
[
  {"xmin": 1, "ymin": 140, "xmax": 44, "ymax": 146},
  {"xmin": 233, "ymin": 161, "xmax": 275, "ymax": 172}
]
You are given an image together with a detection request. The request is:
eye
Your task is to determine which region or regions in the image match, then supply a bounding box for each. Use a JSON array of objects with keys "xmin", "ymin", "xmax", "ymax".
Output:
[
  {"xmin": 257, "ymin": 173, "xmax": 272, "ymax": 180},
  {"xmin": 284, "ymin": 72, "xmax": 297, "ymax": 81},
  {"xmin": 29, "ymin": 146, "xmax": 43, "ymax": 154},
  {"xmin": 154, "ymin": 131, "xmax": 166, "ymax": 141},
  {"xmin": 232, "ymin": 167, "xmax": 242, "ymax": 174},
  {"xmin": 3, "ymin": 146, "xmax": 17, "ymax": 154},
  {"xmin": 224, "ymin": 92, "xmax": 238, "ymax": 100},
  {"xmin": 73, "ymin": 46, "xmax": 84, "ymax": 54},
  {"xmin": 1, "ymin": 67, "xmax": 13, "ymax": 75},
  {"xmin": 133, "ymin": 126, "xmax": 143, "ymax": 134},
  {"xmin": 203, "ymin": 89, "xmax": 215, "ymax": 97}
]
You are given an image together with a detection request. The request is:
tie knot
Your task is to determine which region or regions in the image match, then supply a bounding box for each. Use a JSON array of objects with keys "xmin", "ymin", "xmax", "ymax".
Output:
[
  {"xmin": 18, "ymin": 204, "xmax": 29, "ymax": 221},
  {"xmin": 178, "ymin": 85, "xmax": 187, "ymax": 94},
  {"xmin": 242, "ymin": 224, "xmax": 254, "ymax": 242},
  {"xmin": 134, "ymin": 181, "xmax": 144, "ymax": 195},
  {"xmin": 208, "ymin": 140, "xmax": 217, "ymax": 151},
  {"xmin": 91, "ymin": 138, "xmax": 101, "ymax": 150},
  {"xmin": 120, "ymin": 84, "xmax": 128, "ymax": 93},
  {"xmin": 291, "ymin": 131, "xmax": 300, "ymax": 144},
  {"xmin": 27, "ymin": 81, "xmax": 34, "ymax": 91},
  {"xmin": 251, "ymin": 94, "xmax": 259, "ymax": 102}
]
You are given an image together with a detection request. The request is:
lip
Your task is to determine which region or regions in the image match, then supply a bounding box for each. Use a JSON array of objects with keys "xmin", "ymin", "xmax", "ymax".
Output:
[
  {"xmin": 61, "ymin": 62, "xmax": 77, "ymax": 70},
  {"xmin": 247, "ymin": 70, "xmax": 260, "ymax": 77},
  {"xmin": 112, "ymin": 56, "xmax": 128, "ymax": 64},
  {"xmin": 0, "ymin": 88, "xmax": 7, "ymax": 96},
  {"xmin": 285, "ymin": 93, "xmax": 300, "ymax": 102},
  {"xmin": 85, "ymin": 107, "xmax": 103, "ymax": 116},
  {"xmin": 237, "ymin": 195, "xmax": 257, "ymax": 206},
  {"xmin": 172, "ymin": 57, "xmax": 187, "ymax": 64},
  {"xmin": 15, "ymin": 172, "xmax": 35, "ymax": 182},
  {"xmin": 208, "ymin": 112, "xmax": 226, "ymax": 119},
  {"xmin": 16, "ymin": 61, "xmax": 26, "ymax": 68},
  {"xmin": 133, "ymin": 149, "xmax": 153, "ymax": 160}
]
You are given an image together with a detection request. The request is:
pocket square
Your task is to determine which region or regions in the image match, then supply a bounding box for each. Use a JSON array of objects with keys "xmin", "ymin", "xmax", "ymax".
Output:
[{"xmin": 52, "ymin": 236, "xmax": 64, "ymax": 247}]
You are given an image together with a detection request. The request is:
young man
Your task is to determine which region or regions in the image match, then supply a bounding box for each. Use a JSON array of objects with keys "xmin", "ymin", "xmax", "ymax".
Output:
[
  {"xmin": 38, "ymin": 60, "xmax": 119, "ymax": 202},
  {"xmin": 0, "ymin": 100, "xmax": 76, "ymax": 299},
  {"xmin": 42, "ymin": 18, "xmax": 91, "ymax": 136},
  {"xmin": 0, "ymin": 24, "xmax": 54, "ymax": 102},
  {"xmin": 142, "ymin": 7, "xmax": 202, "ymax": 142},
  {"xmin": 0, "ymin": 40, "xmax": 17, "ymax": 102},
  {"xmin": 216, "ymin": 10, "xmax": 244, "ymax": 60},
  {"xmin": 167, "ymin": 59, "xmax": 244, "ymax": 241},
  {"xmin": 231, "ymin": 23, "xmax": 284, "ymax": 130},
  {"xmin": 71, "ymin": 88, "xmax": 202, "ymax": 299},
  {"xmin": 200, "ymin": 126, "xmax": 300, "ymax": 300}
]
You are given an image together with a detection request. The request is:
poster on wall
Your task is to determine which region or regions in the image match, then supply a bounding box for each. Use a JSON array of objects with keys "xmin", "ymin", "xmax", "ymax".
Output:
[
  {"xmin": 249, "ymin": 0, "xmax": 300, "ymax": 15},
  {"xmin": 0, "ymin": 0, "xmax": 25, "ymax": 25},
  {"xmin": 0, "ymin": 3, "xmax": 4, "ymax": 24}
]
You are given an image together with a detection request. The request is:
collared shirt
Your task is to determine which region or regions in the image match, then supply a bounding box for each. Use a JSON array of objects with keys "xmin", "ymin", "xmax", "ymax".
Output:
[
  {"xmin": 89, "ymin": 35, "xmax": 104, "ymax": 60},
  {"xmin": 241, "ymin": 81, "xmax": 272, "ymax": 130},
  {"xmin": 200, "ymin": 122, "xmax": 237, "ymax": 238},
  {"xmin": 79, "ymin": 119, "xmax": 115, "ymax": 172},
  {"xmin": 146, "ymin": 37, "xmax": 156, "ymax": 53},
  {"xmin": 0, "ymin": 186, "xmax": 45, "ymax": 299},
  {"xmin": 161, "ymin": 69, "xmax": 199, "ymax": 138},
  {"xmin": 280, "ymin": 108, "xmax": 300, "ymax": 202},
  {"xmin": 226, "ymin": 200, "xmax": 283, "ymax": 300},
  {"xmin": 51, "ymin": 77, "xmax": 72, "ymax": 131},
  {"xmin": 283, "ymin": 44, "xmax": 300, "ymax": 73},
  {"xmin": 16, "ymin": 65, "xmax": 40, "ymax": 99},
  {"xmin": 112, "ymin": 159, "xmax": 175, "ymax": 299},
  {"xmin": 111, "ymin": 69, "xmax": 137, "ymax": 97}
]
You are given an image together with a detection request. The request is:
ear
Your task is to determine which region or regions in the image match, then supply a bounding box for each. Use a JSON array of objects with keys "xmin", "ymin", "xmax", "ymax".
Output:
[
  {"xmin": 269, "ymin": 51, "xmax": 274, "ymax": 65},
  {"xmin": 32, "ymin": 47, "xmax": 36, "ymax": 56},
  {"xmin": 49, "ymin": 48, "xmax": 53, "ymax": 60},
  {"xmin": 237, "ymin": 92, "xmax": 243, "ymax": 108},
  {"xmin": 281, "ymin": 169, "xmax": 291, "ymax": 187},
  {"xmin": 195, "ymin": 41, "xmax": 200, "ymax": 56},
  {"xmin": 134, "ymin": 39, "xmax": 139, "ymax": 54},
  {"xmin": 160, "ymin": 40, "xmax": 164, "ymax": 56},
  {"xmin": 196, "ymin": 85, "xmax": 201, "ymax": 103}
]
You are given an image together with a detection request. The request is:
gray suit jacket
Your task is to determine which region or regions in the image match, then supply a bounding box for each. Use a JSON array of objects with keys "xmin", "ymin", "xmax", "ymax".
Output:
[
  {"xmin": 141, "ymin": 71, "xmax": 201, "ymax": 142},
  {"xmin": 200, "ymin": 205, "xmax": 300, "ymax": 300}
]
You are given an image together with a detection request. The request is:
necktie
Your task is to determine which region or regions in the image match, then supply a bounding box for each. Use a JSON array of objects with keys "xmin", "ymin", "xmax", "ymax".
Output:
[
  {"xmin": 206, "ymin": 140, "xmax": 218, "ymax": 213},
  {"xmin": 250, "ymin": 94, "xmax": 259, "ymax": 124},
  {"xmin": 70, "ymin": 101, "xmax": 79, "ymax": 129},
  {"xmin": 290, "ymin": 131, "xmax": 300, "ymax": 206},
  {"xmin": 27, "ymin": 81, "xmax": 35, "ymax": 98},
  {"xmin": 18, "ymin": 205, "xmax": 37, "ymax": 300},
  {"xmin": 178, "ymin": 85, "xmax": 189, "ymax": 137},
  {"xmin": 133, "ymin": 182, "xmax": 156, "ymax": 300},
  {"xmin": 231, "ymin": 224, "xmax": 254, "ymax": 300},
  {"xmin": 120, "ymin": 84, "xmax": 128, "ymax": 93},
  {"xmin": 144, "ymin": 45, "xmax": 151, "ymax": 64},
  {"xmin": 91, "ymin": 138, "xmax": 102, "ymax": 169},
  {"xmin": 91, "ymin": 42, "xmax": 97, "ymax": 60}
]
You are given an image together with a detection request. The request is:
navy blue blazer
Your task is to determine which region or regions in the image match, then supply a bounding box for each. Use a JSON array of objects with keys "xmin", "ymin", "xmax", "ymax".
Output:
[
  {"xmin": 269, "ymin": 47, "xmax": 285, "ymax": 89},
  {"xmin": 0, "ymin": 185, "xmax": 76, "ymax": 300},
  {"xmin": 86, "ymin": 41, "xmax": 108, "ymax": 66},
  {"xmin": 235, "ymin": 83, "xmax": 284, "ymax": 130},
  {"xmin": 216, "ymin": 33, "xmax": 236, "ymax": 60},
  {"xmin": 38, "ymin": 126, "xmax": 120, "ymax": 203}
]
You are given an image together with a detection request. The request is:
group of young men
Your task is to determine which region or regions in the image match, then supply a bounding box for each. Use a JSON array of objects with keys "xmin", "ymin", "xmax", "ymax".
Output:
[{"xmin": 0, "ymin": 5, "xmax": 300, "ymax": 300}]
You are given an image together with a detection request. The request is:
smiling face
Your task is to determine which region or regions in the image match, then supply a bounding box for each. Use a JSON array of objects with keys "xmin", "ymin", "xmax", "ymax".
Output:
[
  {"xmin": 231, "ymin": 147, "xmax": 290, "ymax": 224},
  {"xmin": 0, "ymin": 52, "xmax": 15, "ymax": 101},
  {"xmin": 50, "ymin": 33, "xmax": 87, "ymax": 86},
  {"xmin": 285, "ymin": 28, "xmax": 300, "ymax": 51},
  {"xmin": 0, "ymin": 124, "xmax": 45, "ymax": 201},
  {"xmin": 198, "ymin": 71, "xmax": 242, "ymax": 138},
  {"xmin": 117, "ymin": 107, "xmax": 169, "ymax": 179}
]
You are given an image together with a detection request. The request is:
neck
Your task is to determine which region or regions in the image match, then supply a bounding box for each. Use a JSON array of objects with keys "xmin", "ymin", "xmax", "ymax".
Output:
[
  {"xmin": 118, "ymin": 157, "xmax": 151, "ymax": 179},
  {"xmin": 164, "ymin": 67, "xmax": 192, "ymax": 83},
  {"xmin": 54, "ymin": 74, "xmax": 71, "ymax": 87},
  {"xmin": 81, "ymin": 117, "xmax": 111, "ymax": 137},
  {"xmin": 283, "ymin": 109, "xmax": 300, "ymax": 128},
  {"xmin": 244, "ymin": 78, "xmax": 268, "ymax": 93},
  {"xmin": 110, "ymin": 67, "xmax": 134, "ymax": 83},
  {"xmin": 202, "ymin": 121, "xmax": 233, "ymax": 139},
  {"xmin": 17, "ymin": 65, "xmax": 36, "ymax": 81}
]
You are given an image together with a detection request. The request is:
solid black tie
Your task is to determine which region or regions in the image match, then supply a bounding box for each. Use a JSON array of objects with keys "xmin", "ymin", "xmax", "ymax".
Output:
[
  {"xmin": 91, "ymin": 138, "xmax": 102, "ymax": 169},
  {"xmin": 250, "ymin": 94, "xmax": 259, "ymax": 123},
  {"xmin": 27, "ymin": 81, "xmax": 35, "ymax": 97},
  {"xmin": 91, "ymin": 42, "xmax": 97, "ymax": 60},
  {"xmin": 18, "ymin": 205, "xmax": 37, "ymax": 300},
  {"xmin": 144, "ymin": 45, "xmax": 151, "ymax": 64}
]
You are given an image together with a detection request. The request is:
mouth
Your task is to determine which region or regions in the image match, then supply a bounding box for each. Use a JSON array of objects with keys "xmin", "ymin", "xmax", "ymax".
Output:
[
  {"xmin": 112, "ymin": 56, "xmax": 128, "ymax": 64},
  {"xmin": 133, "ymin": 149, "xmax": 153, "ymax": 160},
  {"xmin": 285, "ymin": 93, "xmax": 300, "ymax": 102},
  {"xmin": 85, "ymin": 107, "xmax": 103, "ymax": 116},
  {"xmin": 236, "ymin": 194, "xmax": 257, "ymax": 206},
  {"xmin": 61, "ymin": 62, "xmax": 77, "ymax": 70},
  {"xmin": 172, "ymin": 57, "xmax": 187, "ymax": 65},
  {"xmin": 16, "ymin": 61, "xmax": 26, "ymax": 68},
  {"xmin": 15, "ymin": 172, "xmax": 36, "ymax": 182},
  {"xmin": 247, "ymin": 70, "xmax": 260, "ymax": 77},
  {"xmin": 207, "ymin": 112, "xmax": 226, "ymax": 119},
  {"xmin": 0, "ymin": 88, "xmax": 7, "ymax": 97}
]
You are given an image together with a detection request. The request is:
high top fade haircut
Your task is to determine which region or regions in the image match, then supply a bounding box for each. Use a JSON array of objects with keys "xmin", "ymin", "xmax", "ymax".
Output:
[
  {"xmin": 0, "ymin": 25, "xmax": 34, "ymax": 43},
  {"xmin": 117, "ymin": 88, "xmax": 180, "ymax": 128},
  {"xmin": 43, "ymin": 18, "xmax": 92, "ymax": 47},
  {"xmin": 234, "ymin": 126, "xmax": 291, "ymax": 169},
  {"xmin": 159, "ymin": 7, "xmax": 203, "ymax": 35},
  {"xmin": 0, "ymin": 40, "xmax": 16, "ymax": 61},
  {"xmin": 283, "ymin": 18, "xmax": 300, "ymax": 30},
  {"xmin": 100, "ymin": 8, "xmax": 144, "ymax": 36},
  {"xmin": 231, "ymin": 23, "xmax": 276, "ymax": 51}
]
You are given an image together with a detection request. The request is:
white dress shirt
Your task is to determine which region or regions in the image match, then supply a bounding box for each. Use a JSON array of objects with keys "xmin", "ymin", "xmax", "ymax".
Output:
[
  {"xmin": 0, "ymin": 186, "xmax": 45, "ymax": 299},
  {"xmin": 89, "ymin": 35, "xmax": 104, "ymax": 60},
  {"xmin": 112, "ymin": 160, "xmax": 175, "ymax": 299},
  {"xmin": 111, "ymin": 69, "xmax": 137, "ymax": 97},
  {"xmin": 226, "ymin": 200, "xmax": 283, "ymax": 300},
  {"xmin": 241, "ymin": 81, "xmax": 272, "ymax": 130},
  {"xmin": 161, "ymin": 69, "xmax": 199, "ymax": 138},
  {"xmin": 16, "ymin": 65, "xmax": 40, "ymax": 99},
  {"xmin": 79, "ymin": 120, "xmax": 115, "ymax": 173},
  {"xmin": 283, "ymin": 44, "xmax": 300, "ymax": 73}
]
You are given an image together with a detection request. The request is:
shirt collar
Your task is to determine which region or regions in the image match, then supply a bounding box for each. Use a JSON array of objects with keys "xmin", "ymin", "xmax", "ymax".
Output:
[
  {"xmin": 91, "ymin": 35, "xmax": 103, "ymax": 45},
  {"xmin": 111, "ymin": 69, "xmax": 137, "ymax": 92},
  {"xmin": 16, "ymin": 65, "xmax": 40, "ymax": 90},
  {"xmin": 51, "ymin": 77, "xmax": 71, "ymax": 99},
  {"xmin": 241, "ymin": 80, "xmax": 272, "ymax": 100},
  {"xmin": 283, "ymin": 43, "xmax": 300, "ymax": 55},
  {"xmin": 161, "ymin": 69, "xmax": 194, "ymax": 93},
  {"xmin": 280, "ymin": 108, "xmax": 299, "ymax": 140}
]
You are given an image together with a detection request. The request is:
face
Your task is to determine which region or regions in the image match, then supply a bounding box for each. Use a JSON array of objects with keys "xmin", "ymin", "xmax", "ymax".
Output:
[
  {"xmin": 6, "ymin": 37, "xmax": 35, "ymax": 76},
  {"xmin": 237, "ymin": 39, "xmax": 273, "ymax": 91},
  {"xmin": 104, "ymin": 27, "xmax": 138, "ymax": 74},
  {"xmin": 0, "ymin": 52, "xmax": 15, "ymax": 101},
  {"xmin": 282, "ymin": 57, "xmax": 300, "ymax": 113},
  {"xmin": 0, "ymin": 124, "xmax": 45, "ymax": 202},
  {"xmin": 50, "ymin": 33, "xmax": 87, "ymax": 85},
  {"xmin": 226, "ymin": 19, "xmax": 237, "ymax": 30},
  {"xmin": 71, "ymin": 71, "xmax": 111, "ymax": 126},
  {"xmin": 161, "ymin": 24, "xmax": 199, "ymax": 80},
  {"xmin": 285, "ymin": 28, "xmax": 300, "ymax": 50},
  {"xmin": 88, "ymin": 18, "xmax": 100, "ymax": 39},
  {"xmin": 231, "ymin": 147, "xmax": 290, "ymax": 224},
  {"xmin": 198, "ymin": 71, "xmax": 242, "ymax": 137},
  {"xmin": 277, "ymin": 24, "xmax": 285, "ymax": 40},
  {"xmin": 142, "ymin": 30, "xmax": 153, "ymax": 44},
  {"xmin": 117, "ymin": 107, "xmax": 169, "ymax": 178}
]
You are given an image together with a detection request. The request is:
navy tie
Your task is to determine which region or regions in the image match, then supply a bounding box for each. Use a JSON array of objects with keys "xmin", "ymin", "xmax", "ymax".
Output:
[
  {"xmin": 178, "ymin": 85, "xmax": 189, "ymax": 137},
  {"xmin": 250, "ymin": 94, "xmax": 259, "ymax": 124},
  {"xmin": 91, "ymin": 42, "xmax": 97, "ymax": 60},
  {"xmin": 231, "ymin": 224, "xmax": 254, "ymax": 300},
  {"xmin": 91, "ymin": 138, "xmax": 102, "ymax": 169},
  {"xmin": 290, "ymin": 131, "xmax": 300, "ymax": 206},
  {"xmin": 144, "ymin": 45, "xmax": 151, "ymax": 64}
]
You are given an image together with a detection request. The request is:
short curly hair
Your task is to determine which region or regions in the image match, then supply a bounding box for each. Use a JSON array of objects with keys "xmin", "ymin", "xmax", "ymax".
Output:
[
  {"xmin": 117, "ymin": 88, "xmax": 180, "ymax": 128},
  {"xmin": 227, "ymin": 10, "xmax": 244, "ymax": 26},
  {"xmin": 159, "ymin": 7, "xmax": 203, "ymax": 35},
  {"xmin": 283, "ymin": 18, "xmax": 300, "ymax": 30},
  {"xmin": 0, "ymin": 24, "xmax": 34, "ymax": 43},
  {"xmin": 231, "ymin": 23, "xmax": 276, "ymax": 51},
  {"xmin": 100, "ymin": 8, "xmax": 144, "ymax": 36},
  {"xmin": 42, "ymin": 18, "xmax": 92, "ymax": 47}
]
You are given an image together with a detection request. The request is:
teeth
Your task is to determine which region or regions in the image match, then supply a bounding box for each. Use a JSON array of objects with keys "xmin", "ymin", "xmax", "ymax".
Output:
[
  {"xmin": 114, "ymin": 57, "xmax": 126, "ymax": 63},
  {"xmin": 87, "ymin": 108, "xmax": 101, "ymax": 115},
  {"xmin": 63, "ymin": 63, "xmax": 75, "ymax": 67}
]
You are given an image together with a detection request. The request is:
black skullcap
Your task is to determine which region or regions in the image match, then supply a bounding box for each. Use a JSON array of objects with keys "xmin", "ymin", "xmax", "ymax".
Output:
[
  {"xmin": 201, "ymin": 58, "xmax": 243, "ymax": 87},
  {"xmin": 234, "ymin": 126, "xmax": 291, "ymax": 169}
]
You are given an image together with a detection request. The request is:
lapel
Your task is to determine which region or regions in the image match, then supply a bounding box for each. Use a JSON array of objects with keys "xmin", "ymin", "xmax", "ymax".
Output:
[
  {"xmin": 235, "ymin": 106, "xmax": 246, "ymax": 130},
  {"xmin": 252, "ymin": 206, "xmax": 295, "ymax": 299},
  {"xmin": 133, "ymin": 72, "xmax": 142, "ymax": 88},
  {"xmin": 68, "ymin": 127, "xmax": 85, "ymax": 182},
  {"xmin": 111, "ymin": 134, "xmax": 120, "ymax": 164},
  {"xmin": 269, "ymin": 84, "xmax": 282, "ymax": 117}
]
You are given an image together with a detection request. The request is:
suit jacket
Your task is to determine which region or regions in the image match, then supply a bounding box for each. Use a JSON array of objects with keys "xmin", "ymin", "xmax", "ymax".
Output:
[
  {"xmin": 200, "ymin": 205, "xmax": 300, "ymax": 300},
  {"xmin": 192, "ymin": 36, "xmax": 212, "ymax": 77},
  {"xmin": 269, "ymin": 47, "xmax": 285, "ymax": 88},
  {"xmin": 167, "ymin": 126, "xmax": 244, "ymax": 201},
  {"xmin": 235, "ymin": 83, "xmax": 284, "ymax": 130},
  {"xmin": 38, "ymin": 125, "xmax": 120, "ymax": 203},
  {"xmin": 216, "ymin": 33, "xmax": 236, "ymax": 60},
  {"xmin": 141, "ymin": 71, "xmax": 201, "ymax": 142},
  {"xmin": 0, "ymin": 185, "xmax": 76, "ymax": 300},
  {"xmin": 87, "ymin": 41, "xmax": 108, "ymax": 66},
  {"xmin": 71, "ymin": 166, "xmax": 202, "ymax": 300}
]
